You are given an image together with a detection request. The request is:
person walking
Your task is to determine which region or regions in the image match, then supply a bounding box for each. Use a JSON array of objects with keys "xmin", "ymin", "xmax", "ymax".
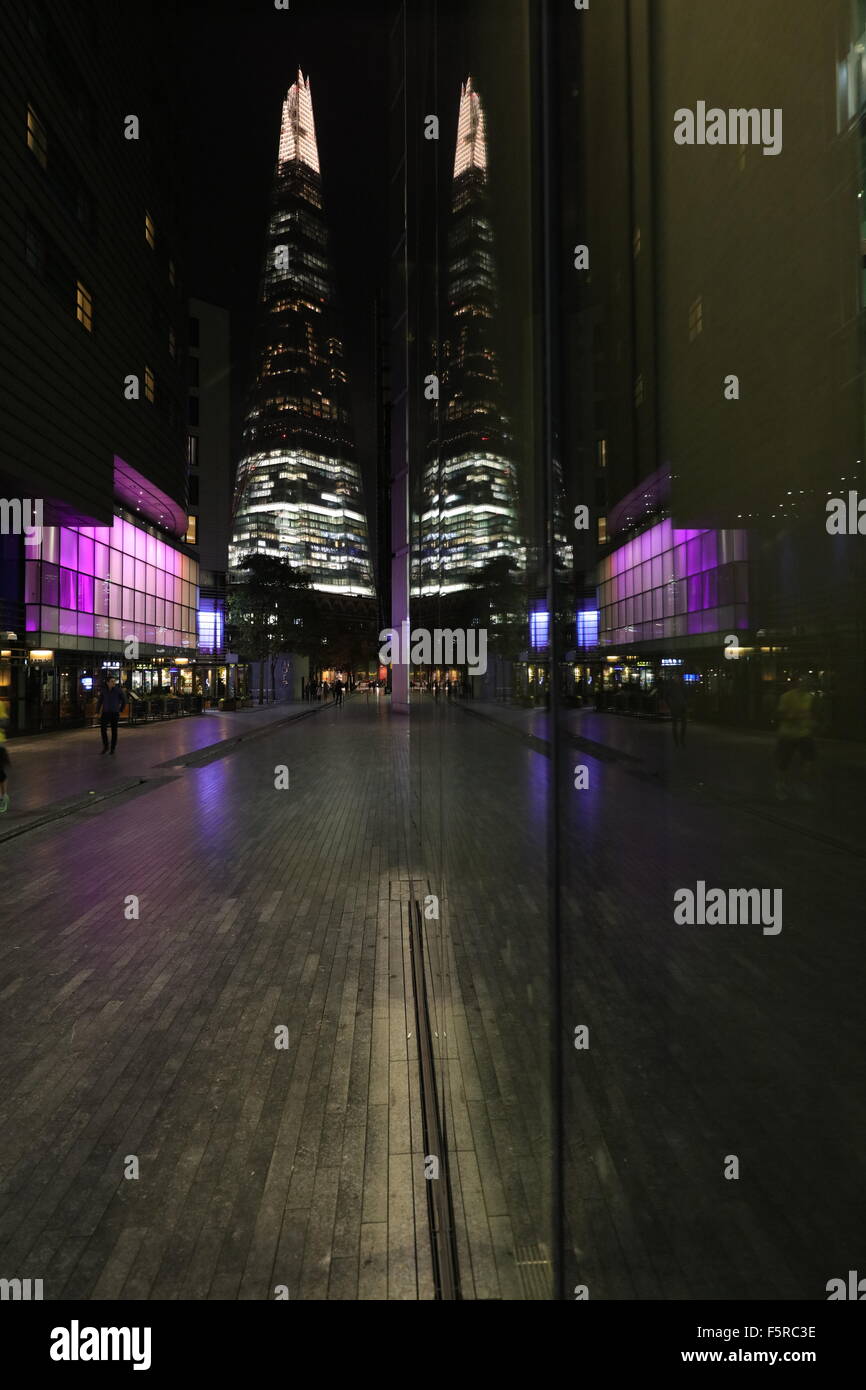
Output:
[
  {"xmin": 664, "ymin": 673, "xmax": 688, "ymax": 747},
  {"xmin": 0, "ymin": 697, "xmax": 10, "ymax": 813},
  {"xmin": 97, "ymin": 674, "xmax": 128, "ymax": 755},
  {"xmin": 334, "ymin": 677, "xmax": 344, "ymax": 707},
  {"xmin": 774, "ymin": 674, "xmax": 817, "ymax": 802}
]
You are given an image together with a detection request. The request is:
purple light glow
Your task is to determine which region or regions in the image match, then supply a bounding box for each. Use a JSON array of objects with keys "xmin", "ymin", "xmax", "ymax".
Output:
[
  {"xmin": 598, "ymin": 519, "xmax": 748, "ymax": 648},
  {"xmin": 529, "ymin": 602, "xmax": 550, "ymax": 652},
  {"xmin": 25, "ymin": 521, "xmax": 197, "ymax": 650},
  {"xmin": 197, "ymin": 607, "xmax": 225, "ymax": 655},
  {"xmin": 577, "ymin": 610, "xmax": 600, "ymax": 648}
]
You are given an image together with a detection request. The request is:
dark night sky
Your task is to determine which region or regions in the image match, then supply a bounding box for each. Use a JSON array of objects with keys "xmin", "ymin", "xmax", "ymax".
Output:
[
  {"xmin": 176, "ymin": 0, "xmax": 392, "ymax": 524},
  {"xmin": 172, "ymin": 0, "xmax": 525, "ymax": 549}
]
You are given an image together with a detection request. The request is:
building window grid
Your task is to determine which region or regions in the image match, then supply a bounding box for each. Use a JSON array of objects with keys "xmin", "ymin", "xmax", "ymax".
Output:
[{"xmin": 24, "ymin": 520, "xmax": 198, "ymax": 649}]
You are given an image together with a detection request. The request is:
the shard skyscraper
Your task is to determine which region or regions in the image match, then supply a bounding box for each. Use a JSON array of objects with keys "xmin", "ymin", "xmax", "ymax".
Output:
[
  {"xmin": 420, "ymin": 76, "xmax": 522, "ymax": 594},
  {"xmin": 230, "ymin": 71, "xmax": 374, "ymax": 596}
]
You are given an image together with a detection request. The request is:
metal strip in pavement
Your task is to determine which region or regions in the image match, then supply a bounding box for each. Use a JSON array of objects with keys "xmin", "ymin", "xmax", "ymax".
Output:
[
  {"xmin": 0, "ymin": 777, "xmax": 152, "ymax": 844},
  {"xmin": 408, "ymin": 897, "xmax": 461, "ymax": 1300}
]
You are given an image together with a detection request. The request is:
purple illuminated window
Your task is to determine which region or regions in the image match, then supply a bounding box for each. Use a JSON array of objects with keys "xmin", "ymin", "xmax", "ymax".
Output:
[
  {"xmin": 529, "ymin": 601, "xmax": 550, "ymax": 652},
  {"xmin": 597, "ymin": 520, "xmax": 748, "ymax": 648},
  {"xmin": 197, "ymin": 607, "xmax": 225, "ymax": 654},
  {"xmin": 23, "ymin": 519, "xmax": 198, "ymax": 649},
  {"xmin": 577, "ymin": 610, "xmax": 599, "ymax": 648}
]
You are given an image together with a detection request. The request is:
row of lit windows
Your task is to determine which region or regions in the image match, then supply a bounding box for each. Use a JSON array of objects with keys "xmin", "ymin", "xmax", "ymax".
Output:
[
  {"xmin": 270, "ymin": 297, "xmax": 322, "ymax": 316},
  {"xmin": 268, "ymin": 210, "xmax": 328, "ymax": 245},
  {"xmin": 600, "ymin": 568, "xmax": 748, "ymax": 627},
  {"xmin": 601, "ymin": 607, "xmax": 749, "ymax": 647}
]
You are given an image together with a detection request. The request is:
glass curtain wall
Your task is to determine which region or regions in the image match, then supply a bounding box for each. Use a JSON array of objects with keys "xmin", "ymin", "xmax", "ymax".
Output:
[
  {"xmin": 395, "ymin": 0, "xmax": 556, "ymax": 1299},
  {"xmin": 394, "ymin": 0, "xmax": 866, "ymax": 1300}
]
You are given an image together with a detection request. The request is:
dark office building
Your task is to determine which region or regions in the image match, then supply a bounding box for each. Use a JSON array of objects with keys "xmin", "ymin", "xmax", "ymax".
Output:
[
  {"xmin": 230, "ymin": 70, "xmax": 374, "ymax": 597},
  {"xmin": 0, "ymin": 0, "xmax": 194, "ymax": 731},
  {"xmin": 187, "ymin": 297, "xmax": 237, "ymax": 700}
]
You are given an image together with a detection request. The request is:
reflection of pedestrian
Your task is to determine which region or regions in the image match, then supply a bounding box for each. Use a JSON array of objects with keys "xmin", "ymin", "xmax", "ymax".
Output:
[
  {"xmin": 775, "ymin": 676, "xmax": 817, "ymax": 803},
  {"xmin": 0, "ymin": 698, "xmax": 10, "ymax": 813},
  {"xmin": 97, "ymin": 675, "xmax": 127, "ymax": 755},
  {"xmin": 664, "ymin": 674, "xmax": 688, "ymax": 747}
]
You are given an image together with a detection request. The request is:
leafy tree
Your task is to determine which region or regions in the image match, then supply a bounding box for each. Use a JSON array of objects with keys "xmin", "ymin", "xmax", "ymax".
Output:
[{"xmin": 229, "ymin": 556, "xmax": 310, "ymax": 703}]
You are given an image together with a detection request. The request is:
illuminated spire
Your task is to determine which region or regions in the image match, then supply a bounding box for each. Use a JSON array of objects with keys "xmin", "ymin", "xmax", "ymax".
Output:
[
  {"xmin": 453, "ymin": 76, "xmax": 487, "ymax": 179},
  {"xmin": 278, "ymin": 68, "xmax": 320, "ymax": 174}
]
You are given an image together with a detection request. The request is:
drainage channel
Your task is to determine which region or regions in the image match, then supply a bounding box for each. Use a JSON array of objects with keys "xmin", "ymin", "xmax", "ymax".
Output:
[{"xmin": 407, "ymin": 896, "xmax": 461, "ymax": 1300}]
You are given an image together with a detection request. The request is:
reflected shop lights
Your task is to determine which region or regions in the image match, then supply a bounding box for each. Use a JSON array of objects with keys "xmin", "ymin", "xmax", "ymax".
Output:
[
  {"xmin": 529, "ymin": 600, "xmax": 550, "ymax": 652},
  {"xmin": 598, "ymin": 518, "xmax": 748, "ymax": 646}
]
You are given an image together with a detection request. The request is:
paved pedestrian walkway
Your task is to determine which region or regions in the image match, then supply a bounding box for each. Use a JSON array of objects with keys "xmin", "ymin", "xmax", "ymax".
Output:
[
  {"xmin": 466, "ymin": 700, "xmax": 866, "ymax": 855},
  {"xmin": 0, "ymin": 701, "xmax": 316, "ymax": 822},
  {"xmin": 0, "ymin": 698, "xmax": 433, "ymax": 1299},
  {"xmin": 451, "ymin": 698, "xmax": 866, "ymax": 1297},
  {"xmin": 0, "ymin": 697, "xmax": 863, "ymax": 1300}
]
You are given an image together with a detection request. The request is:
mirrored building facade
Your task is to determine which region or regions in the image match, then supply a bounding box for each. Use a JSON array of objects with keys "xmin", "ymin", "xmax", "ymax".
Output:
[{"xmin": 419, "ymin": 77, "xmax": 522, "ymax": 595}]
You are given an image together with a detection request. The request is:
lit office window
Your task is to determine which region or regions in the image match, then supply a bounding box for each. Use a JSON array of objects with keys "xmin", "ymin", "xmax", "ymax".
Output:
[
  {"xmin": 76, "ymin": 281, "xmax": 93, "ymax": 332},
  {"xmin": 145, "ymin": 210, "xmax": 155, "ymax": 248},
  {"xmin": 597, "ymin": 516, "xmax": 608, "ymax": 544},
  {"xmin": 27, "ymin": 104, "xmax": 48, "ymax": 167},
  {"xmin": 144, "ymin": 365, "xmax": 155, "ymax": 402},
  {"xmin": 688, "ymin": 295, "xmax": 703, "ymax": 341},
  {"xmin": 597, "ymin": 438, "xmax": 607, "ymax": 469},
  {"xmin": 577, "ymin": 610, "xmax": 600, "ymax": 648},
  {"xmin": 184, "ymin": 515, "xmax": 197, "ymax": 544},
  {"xmin": 186, "ymin": 434, "xmax": 199, "ymax": 468}
]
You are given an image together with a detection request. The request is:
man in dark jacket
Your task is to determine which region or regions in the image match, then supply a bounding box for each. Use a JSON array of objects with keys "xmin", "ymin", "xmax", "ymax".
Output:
[{"xmin": 97, "ymin": 675, "xmax": 128, "ymax": 754}]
